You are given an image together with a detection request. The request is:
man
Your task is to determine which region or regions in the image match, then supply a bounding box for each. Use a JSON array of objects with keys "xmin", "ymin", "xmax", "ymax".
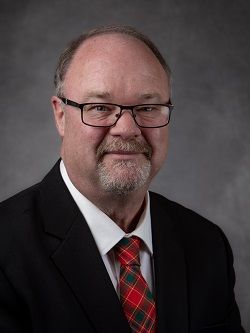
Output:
[{"xmin": 0, "ymin": 25, "xmax": 245, "ymax": 332}]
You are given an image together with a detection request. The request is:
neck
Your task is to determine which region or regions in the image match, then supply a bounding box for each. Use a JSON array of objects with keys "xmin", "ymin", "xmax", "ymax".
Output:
[
  {"xmin": 100, "ymin": 193, "xmax": 146, "ymax": 233},
  {"xmin": 88, "ymin": 189, "xmax": 147, "ymax": 233},
  {"xmin": 77, "ymin": 179, "xmax": 147, "ymax": 232}
]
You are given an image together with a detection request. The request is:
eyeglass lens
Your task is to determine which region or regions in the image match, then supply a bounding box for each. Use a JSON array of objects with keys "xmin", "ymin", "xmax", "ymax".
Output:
[{"xmin": 81, "ymin": 103, "xmax": 170, "ymax": 127}]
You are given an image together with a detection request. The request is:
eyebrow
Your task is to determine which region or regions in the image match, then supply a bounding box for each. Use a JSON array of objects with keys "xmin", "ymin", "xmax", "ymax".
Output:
[
  {"xmin": 82, "ymin": 91, "xmax": 167, "ymax": 103},
  {"xmin": 83, "ymin": 91, "xmax": 112, "ymax": 100},
  {"xmin": 139, "ymin": 93, "xmax": 163, "ymax": 101}
]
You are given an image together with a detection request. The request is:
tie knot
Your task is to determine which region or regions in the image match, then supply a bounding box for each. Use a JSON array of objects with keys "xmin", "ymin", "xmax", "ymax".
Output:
[{"xmin": 115, "ymin": 236, "xmax": 141, "ymax": 266}]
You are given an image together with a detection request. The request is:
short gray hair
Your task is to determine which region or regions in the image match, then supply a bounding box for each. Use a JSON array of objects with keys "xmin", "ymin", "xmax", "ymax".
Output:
[{"xmin": 54, "ymin": 25, "xmax": 171, "ymax": 97}]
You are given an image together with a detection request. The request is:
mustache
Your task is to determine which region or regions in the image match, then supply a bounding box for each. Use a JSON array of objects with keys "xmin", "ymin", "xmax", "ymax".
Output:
[{"xmin": 96, "ymin": 138, "xmax": 152, "ymax": 161}]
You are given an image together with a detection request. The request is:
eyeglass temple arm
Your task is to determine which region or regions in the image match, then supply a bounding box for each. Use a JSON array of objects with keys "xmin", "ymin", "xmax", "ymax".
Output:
[{"xmin": 60, "ymin": 97, "xmax": 81, "ymax": 109}]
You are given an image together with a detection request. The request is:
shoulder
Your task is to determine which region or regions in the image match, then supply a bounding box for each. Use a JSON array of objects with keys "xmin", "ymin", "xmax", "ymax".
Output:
[
  {"xmin": 0, "ymin": 182, "xmax": 43, "ymax": 264},
  {"xmin": 149, "ymin": 191, "xmax": 228, "ymax": 250},
  {"xmin": 0, "ymin": 160, "xmax": 61, "ymax": 220},
  {"xmin": 0, "ymin": 161, "xmax": 64, "ymax": 267},
  {"xmin": 150, "ymin": 190, "xmax": 218, "ymax": 228},
  {"xmin": 0, "ymin": 182, "xmax": 41, "ymax": 220},
  {"xmin": 149, "ymin": 191, "xmax": 235, "ymax": 284}
]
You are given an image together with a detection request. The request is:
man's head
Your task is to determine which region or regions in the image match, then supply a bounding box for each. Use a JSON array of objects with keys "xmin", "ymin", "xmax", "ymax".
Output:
[
  {"xmin": 51, "ymin": 25, "xmax": 172, "ymax": 199},
  {"xmin": 54, "ymin": 25, "xmax": 171, "ymax": 97}
]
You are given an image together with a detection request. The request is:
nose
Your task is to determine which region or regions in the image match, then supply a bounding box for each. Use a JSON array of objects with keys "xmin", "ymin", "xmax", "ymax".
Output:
[{"xmin": 109, "ymin": 109, "xmax": 142, "ymax": 139}]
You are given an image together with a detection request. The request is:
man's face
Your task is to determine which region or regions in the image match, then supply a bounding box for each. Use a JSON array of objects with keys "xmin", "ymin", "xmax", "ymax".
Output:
[{"xmin": 52, "ymin": 34, "xmax": 170, "ymax": 198}]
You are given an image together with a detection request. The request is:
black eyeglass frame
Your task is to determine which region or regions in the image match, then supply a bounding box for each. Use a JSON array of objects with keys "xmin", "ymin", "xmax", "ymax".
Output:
[{"xmin": 59, "ymin": 97, "xmax": 173, "ymax": 128}]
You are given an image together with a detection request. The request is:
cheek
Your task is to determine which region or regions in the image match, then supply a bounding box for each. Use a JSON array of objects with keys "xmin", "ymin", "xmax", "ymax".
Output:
[
  {"xmin": 65, "ymin": 121, "xmax": 108, "ymax": 159},
  {"xmin": 83, "ymin": 127, "xmax": 110, "ymax": 152},
  {"xmin": 144, "ymin": 128, "xmax": 168, "ymax": 167}
]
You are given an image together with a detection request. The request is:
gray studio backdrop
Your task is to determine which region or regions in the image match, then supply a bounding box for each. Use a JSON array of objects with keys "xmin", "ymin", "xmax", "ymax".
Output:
[{"xmin": 1, "ymin": 0, "xmax": 249, "ymax": 330}]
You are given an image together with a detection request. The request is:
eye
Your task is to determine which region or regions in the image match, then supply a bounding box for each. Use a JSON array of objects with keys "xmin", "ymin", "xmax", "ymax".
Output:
[
  {"xmin": 93, "ymin": 104, "xmax": 110, "ymax": 112},
  {"xmin": 136, "ymin": 105, "xmax": 159, "ymax": 112},
  {"xmin": 143, "ymin": 106, "xmax": 154, "ymax": 112},
  {"xmin": 85, "ymin": 104, "xmax": 113, "ymax": 112}
]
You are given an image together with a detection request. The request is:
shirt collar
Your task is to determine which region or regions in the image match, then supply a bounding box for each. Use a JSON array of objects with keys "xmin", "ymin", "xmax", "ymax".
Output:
[{"xmin": 60, "ymin": 160, "xmax": 153, "ymax": 256}]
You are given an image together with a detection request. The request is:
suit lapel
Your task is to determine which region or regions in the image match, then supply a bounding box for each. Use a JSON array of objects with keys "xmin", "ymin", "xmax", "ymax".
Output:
[
  {"xmin": 150, "ymin": 193, "xmax": 189, "ymax": 333},
  {"xmin": 40, "ymin": 162, "xmax": 131, "ymax": 333}
]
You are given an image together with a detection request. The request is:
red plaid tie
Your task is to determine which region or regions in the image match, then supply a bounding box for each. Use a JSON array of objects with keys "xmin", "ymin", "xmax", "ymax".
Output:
[{"xmin": 115, "ymin": 236, "xmax": 156, "ymax": 333}]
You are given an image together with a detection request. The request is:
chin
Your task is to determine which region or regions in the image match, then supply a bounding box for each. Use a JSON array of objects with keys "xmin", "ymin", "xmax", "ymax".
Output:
[{"xmin": 97, "ymin": 160, "xmax": 151, "ymax": 196}]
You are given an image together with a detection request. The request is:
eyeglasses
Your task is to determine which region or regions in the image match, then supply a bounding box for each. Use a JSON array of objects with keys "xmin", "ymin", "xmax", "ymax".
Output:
[{"xmin": 59, "ymin": 97, "xmax": 173, "ymax": 128}]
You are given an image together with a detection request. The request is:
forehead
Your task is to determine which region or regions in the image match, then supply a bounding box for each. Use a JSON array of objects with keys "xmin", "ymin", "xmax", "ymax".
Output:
[
  {"xmin": 71, "ymin": 33, "xmax": 165, "ymax": 69},
  {"xmin": 63, "ymin": 34, "xmax": 169, "ymax": 100}
]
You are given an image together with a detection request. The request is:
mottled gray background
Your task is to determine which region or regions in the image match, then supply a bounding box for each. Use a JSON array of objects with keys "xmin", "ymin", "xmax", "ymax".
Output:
[{"xmin": 1, "ymin": 0, "xmax": 249, "ymax": 330}]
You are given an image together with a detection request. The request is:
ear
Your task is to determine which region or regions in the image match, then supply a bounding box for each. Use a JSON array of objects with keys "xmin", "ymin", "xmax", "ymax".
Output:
[{"xmin": 51, "ymin": 96, "xmax": 65, "ymax": 137}]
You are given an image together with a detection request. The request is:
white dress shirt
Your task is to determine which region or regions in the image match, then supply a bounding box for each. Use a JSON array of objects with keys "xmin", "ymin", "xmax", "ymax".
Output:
[{"xmin": 60, "ymin": 160, "xmax": 154, "ymax": 294}]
